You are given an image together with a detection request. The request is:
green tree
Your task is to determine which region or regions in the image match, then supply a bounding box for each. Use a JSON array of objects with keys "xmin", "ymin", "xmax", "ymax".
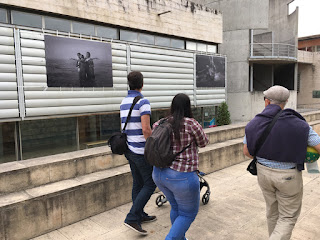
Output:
[{"xmin": 216, "ymin": 102, "xmax": 231, "ymax": 126}]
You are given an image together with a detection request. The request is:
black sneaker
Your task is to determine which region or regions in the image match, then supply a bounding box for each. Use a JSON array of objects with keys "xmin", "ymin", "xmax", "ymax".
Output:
[
  {"xmin": 124, "ymin": 222, "xmax": 148, "ymax": 235},
  {"xmin": 141, "ymin": 215, "xmax": 157, "ymax": 223}
]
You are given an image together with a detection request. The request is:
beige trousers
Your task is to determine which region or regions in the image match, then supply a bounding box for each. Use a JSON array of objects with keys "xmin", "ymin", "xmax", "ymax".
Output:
[{"xmin": 257, "ymin": 163, "xmax": 303, "ymax": 240}]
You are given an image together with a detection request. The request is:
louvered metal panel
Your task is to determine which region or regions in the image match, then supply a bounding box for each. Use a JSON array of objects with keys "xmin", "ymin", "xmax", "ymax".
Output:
[
  {"xmin": 1, "ymin": 28, "xmax": 226, "ymax": 120},
  {"xmin": 196, "ymin": 89, "xmax": 226, "ymax": 106},
  {"xmin": 0, "ymin": 45, "xmax": 14, "ymax": 55},
  {"xmin": 0, "ymin": 54, "xmax": 15, "ymax": 64},
  {"xmin": 0, "ymin": 27, "xmax": 19, "ymax": 119},
  {"xmin": 19, "ymin": 30, "xmax": 128, "ymax": 118},
  {"xmin": 22, "ymin": 56, "xmax": 46, "ymax": 66},
  {"xmin": 130, "ymin": 45, "xmax": 195, "ymax": 109}
]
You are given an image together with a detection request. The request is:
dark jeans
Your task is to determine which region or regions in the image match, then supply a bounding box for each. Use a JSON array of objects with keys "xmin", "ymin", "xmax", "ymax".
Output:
[{"xmin": 125, "ymin": 150, "xmax": 156, "ymax": 224}]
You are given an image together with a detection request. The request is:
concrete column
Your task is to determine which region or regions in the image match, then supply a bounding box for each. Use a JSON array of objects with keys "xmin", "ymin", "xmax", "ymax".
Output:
[
  {"xmin": 294, "ymin": 62, "xmax": 298, "ymax": 91},
  {"xmin": 0, "ymin": 125, "xmax": 3, "ymax": 158}
]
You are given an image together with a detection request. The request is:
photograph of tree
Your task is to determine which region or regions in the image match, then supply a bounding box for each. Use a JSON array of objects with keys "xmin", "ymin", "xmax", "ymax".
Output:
[
  {"xmin": 196, "ymin": 55, "xmax": 225, "ymax": 88},
  {"xmin": 44, "ymin": 35, "xmax": 113, "ymax": 87}
]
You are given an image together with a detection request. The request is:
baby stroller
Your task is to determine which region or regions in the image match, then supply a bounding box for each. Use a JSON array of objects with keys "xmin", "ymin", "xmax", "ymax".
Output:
[{"xmin": 155, "ymin": 171, "xmax": 211, "ymax": 207}]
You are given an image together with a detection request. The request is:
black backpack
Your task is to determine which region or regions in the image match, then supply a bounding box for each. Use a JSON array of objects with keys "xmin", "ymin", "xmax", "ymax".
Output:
[
  {"xmin": 108, "ymin": 96, "xmax": 142, "ymax": 155},
  {"xmin": 145, "ymin": 118, "xmax": 191, "ymax": 168}
]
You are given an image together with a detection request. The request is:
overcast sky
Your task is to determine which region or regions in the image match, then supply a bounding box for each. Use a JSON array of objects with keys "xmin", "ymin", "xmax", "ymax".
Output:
[{"xmin": 289, "ymin": 0, "xmax": 320, "ymax": 37}]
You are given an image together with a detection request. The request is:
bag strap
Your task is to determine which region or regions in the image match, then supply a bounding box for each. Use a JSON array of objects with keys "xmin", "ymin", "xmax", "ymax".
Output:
[
  {"xmin": 175, "ymin": 142, "xmax": 192, "ymax": 157},
  {"xmin": 253, "ymin": 110, "xmax": 283, "ymax": 157},
  {"xmin": 122, "ymin": 96, "xmax": 142, "ymax": 131}
]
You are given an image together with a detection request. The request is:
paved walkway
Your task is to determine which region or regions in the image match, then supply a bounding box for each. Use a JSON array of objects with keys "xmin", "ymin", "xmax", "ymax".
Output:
[{"xmin": 34, "ymin": 161, "xmax": 320, "ymax": 240}]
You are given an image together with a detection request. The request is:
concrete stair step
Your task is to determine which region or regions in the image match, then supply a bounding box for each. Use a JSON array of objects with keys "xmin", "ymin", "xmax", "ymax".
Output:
[
  {"xmin": 0, "ymin": 137, "xmax": 247, "ymax": 240},
  {"xmin": 0, "ymin": 122, "xmax": 247, "ymax": 195},
  {"xmin": 1, "ymin": 110, "xmax": 320, "ymax": 239}
]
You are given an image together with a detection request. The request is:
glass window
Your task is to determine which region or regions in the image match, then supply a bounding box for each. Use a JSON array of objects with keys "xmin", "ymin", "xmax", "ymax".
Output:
[
  {"xmin": 44, "ymin": 16, "xmax": 71, "ymax": 32},
  {"xmin": 11, "ymin": 11, "xmax": 42, "ymax": 28},
  {"xmin": 171, "ymin": 39, "xmax": 184, "ymax": 49},
  {"xmin": 96, "ymin": 26, "xmax": 118, "ymax": 39},
  {"xmin": 0, "ymin": 8, "xmax": 7, "ymax": 23},
  {"xmin": 21, "ymin": 118, "xmax": 77, "ymax": 159},
  {"xmin": 317, "ymin": 46, "xmax": 320, "ymax": 52},
  {"xmin": 100, "ymin": 113, "xmax": 120, "ymax": 143},
  {"xmin": 207, "ymin": 45, "xmax": 217, "ymax": 53},
  {"xmin": 155, "ymin": 36, "xmax": 170, "ymax": 47},
  {"xmin": 120, "ymin": 30, "xmax": 138, "ymax": 42},
  {"xmin": 197, "ymin": 43, "xmax": 207, "ymax": 52},
  {"xmin": 73, "ymin": 22, "xmax": 95, "ymax": 36},
  {"xmin": 0, "ymin": 122, "xmax": 16, "ymax": 163},
  {"xmin": 186, "ymin": 41, "xmax": 197, "ymax": 51},
  {"xmin": 139, "ymin": 33, "xmax": 154, "ymax": 44}
]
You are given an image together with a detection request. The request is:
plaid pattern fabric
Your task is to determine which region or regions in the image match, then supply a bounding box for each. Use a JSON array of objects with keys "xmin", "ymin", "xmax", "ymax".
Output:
[{"xmin": 153, "ymin": 117, "xmax": 209, "ymax": 172}]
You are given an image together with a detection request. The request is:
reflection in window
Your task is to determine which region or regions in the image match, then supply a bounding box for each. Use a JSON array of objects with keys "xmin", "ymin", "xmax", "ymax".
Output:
[
  {"xmin": 0, "ymin": 122, "xmax": 16, "ymax": 163},
  {"xmin": 21, "ymin": 118, "xmax": 77, "ymax": 160},
  {"xmin": 197, "ymin": 43, "xmax": 207, "ymax": 52},
  {"xmin": 139, "ymin": 33, "xmax": 154, "ymax": 44},
  {"xmin": 207, "ymin": 45, "xmax": 217, "ymax": 53},
  {"xmin": 96, "ymin": 26, "xmax": 118, "ymax": 39},
  {"xmin": 79, "ymin": 114, "xmax": 120, "ymax": 149},
  {"xmin": 155, "ymin": 36, "xmax": 170, "ymax": 47},
  {"xmin": 120, "ymin": 30, "xmax": 138, "ymax": 42},
  {"xmin": 0, "ymin": 8, "xmax": 7, "ymax": 23},
  {"xmin": 11, "ymin": 11, "xmax": 42, "ymax": 28},
  {"xmin": 45, "ymin": 16, "xmax": 71, "ymax": 32},
  {"xmin": 73, "ymin": 22, "xmax": 95, "ymax": 36},
  {"xmin": 171, "ymin": 39, "xmax": 184, "ymax": 49},
  {"xmin": 186, "ymin": 41, "xmax": 197, "ymax": 51}
]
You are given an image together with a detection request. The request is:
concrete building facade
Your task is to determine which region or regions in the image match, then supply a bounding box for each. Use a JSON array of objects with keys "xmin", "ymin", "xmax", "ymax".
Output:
[
  {"xmin": 0, "ymin": 0, "xmax": 224, "ymax": 163},
  {"xmin": 297, "ymin": 35, "xmax": 320, "ymax": 109},
  {"xmin": 193, "ymin": 0, "xmax": 299, "ymax": 122}
]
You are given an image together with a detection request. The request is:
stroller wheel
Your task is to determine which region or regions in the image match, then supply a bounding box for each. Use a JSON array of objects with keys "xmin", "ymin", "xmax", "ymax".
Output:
[
  {"xmin": 156, "ymin": 194, "xmax": 167, "ymax": 207},
  {"xmin": 202, "ymin": 192, "xmax": 210, "ymax": 205}
]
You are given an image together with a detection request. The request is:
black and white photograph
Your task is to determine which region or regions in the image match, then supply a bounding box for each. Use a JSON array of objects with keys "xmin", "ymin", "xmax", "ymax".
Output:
[
  {"xmin": 196, "ymin": 55, "xmax": 226, "ymax": 88},
  {"xmin": 44, "ymin": 35, "xmax": 113, "ymax": 87}
]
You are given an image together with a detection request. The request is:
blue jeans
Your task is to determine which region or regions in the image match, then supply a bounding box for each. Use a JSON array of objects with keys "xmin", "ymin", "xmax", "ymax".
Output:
[
  {"xmin": 125, "ymin": 150, "xmax": 156, "ymax": 224},
  {"xmin": 152, "ymin": 167, "xmax": 200, "ymax": 240}
]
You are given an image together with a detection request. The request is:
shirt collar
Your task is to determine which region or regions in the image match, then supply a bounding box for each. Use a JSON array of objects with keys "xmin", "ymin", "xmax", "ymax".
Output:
[{"xmin": 128, "ymin": 90, "xmax": 143, "ymax": 98}]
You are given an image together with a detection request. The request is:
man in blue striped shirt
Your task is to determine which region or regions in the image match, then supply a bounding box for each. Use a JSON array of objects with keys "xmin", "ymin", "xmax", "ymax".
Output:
[
  {"xmin": 120, "ymin": 71, "xmax": 156, "ymax": 235},
  {"xmin": 243, "ymin": 86, "xmax": 320, "ymax": 240}
]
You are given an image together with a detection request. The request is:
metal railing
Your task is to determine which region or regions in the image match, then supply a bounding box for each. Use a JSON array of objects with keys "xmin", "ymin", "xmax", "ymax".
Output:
[{"xmin": 250, "ymin": 43, "xmax": 297, "ymax": 59}]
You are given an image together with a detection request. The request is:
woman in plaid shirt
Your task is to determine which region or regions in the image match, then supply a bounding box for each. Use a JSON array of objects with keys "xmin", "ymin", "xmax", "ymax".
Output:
[{"xmin": 152, "ymin": 94, "xmax": 209, "ymax": 240}]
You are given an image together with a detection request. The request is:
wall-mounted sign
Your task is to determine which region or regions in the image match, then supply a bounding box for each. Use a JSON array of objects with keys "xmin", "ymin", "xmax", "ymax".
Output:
[
  {"xmin": 196, "ymin": 55, "xmax": 225, "ymax": 88},
  {"xmin": 44, "ymin": 35, "xmax": 113, "ymax": 87}
]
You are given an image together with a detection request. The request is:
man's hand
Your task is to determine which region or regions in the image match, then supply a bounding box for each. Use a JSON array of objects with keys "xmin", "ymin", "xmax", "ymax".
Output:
[
  {"xmin": 141, "ymin": 115, "xmax": 152, "ymax": 140},
  {"xmin": 313, "ymin": 143, "xmax": 320, "ymax": 155},
  {"xmin": 243, "ymin": 144, "xmax": 253, "ymax": 159}
]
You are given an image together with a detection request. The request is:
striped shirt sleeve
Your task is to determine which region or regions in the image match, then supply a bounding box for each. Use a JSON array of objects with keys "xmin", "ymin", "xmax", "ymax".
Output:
[{"xmin": 139, "ymin": 98, "xmax": 151, "ymax": 116}]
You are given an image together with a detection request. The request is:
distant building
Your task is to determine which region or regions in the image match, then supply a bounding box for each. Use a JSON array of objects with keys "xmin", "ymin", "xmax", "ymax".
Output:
[
  {"xmin": 298, "ymin": 34, "xmax": 320, "ymax": 52},
  {"xmin": 297, "ymin": 35, "xmax": 320, "ymax": 109},
  {"xmin": 193, "ymin": 0, "xmax": 299, "ymax": 122}
]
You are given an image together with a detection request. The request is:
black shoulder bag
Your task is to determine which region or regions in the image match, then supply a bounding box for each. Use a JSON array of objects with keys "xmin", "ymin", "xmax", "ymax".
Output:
[
  {"xmin": 108, "ymin": 96, "xmax": 142, "ymax": 155},
  {"xmin": 247, "ymin": 110, "xmax": 283, "ymax": 175}
]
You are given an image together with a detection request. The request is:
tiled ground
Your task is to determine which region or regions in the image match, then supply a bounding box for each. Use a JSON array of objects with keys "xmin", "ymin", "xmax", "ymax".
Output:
[{"xmin": 34, "ymin": 161, "xmax": 320, "ymax": 240}]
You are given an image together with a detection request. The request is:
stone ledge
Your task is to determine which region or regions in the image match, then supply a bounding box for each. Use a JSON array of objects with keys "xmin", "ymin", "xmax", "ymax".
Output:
[
  {"xmin": 0, "ymin": 138, "xmax": 247, "ymax": 240},
  {"xmin": 0, "ymin": 147, "xmax": 127, "ymax": 194},
  {"xmin": 0, "ymin": 165, "xmax": 133, "ymax": 240},
  {"xmin": 0, "ymin": 123, "xmax": 247, "ymax": 194}
]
